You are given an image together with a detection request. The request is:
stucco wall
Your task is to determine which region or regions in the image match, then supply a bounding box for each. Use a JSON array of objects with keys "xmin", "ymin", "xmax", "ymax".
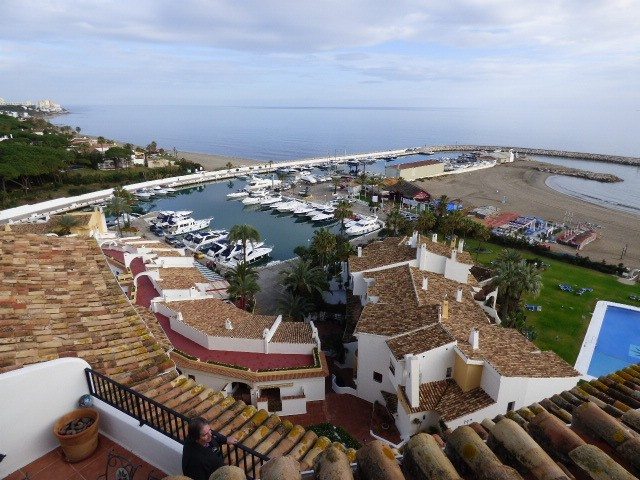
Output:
[
  {"xmin": 356, "ymin": 333, "xmax": 395, "ymax": 403},
  {"xmin": 0, "ymin": 358, "xmax": 91, "ymax": 478},
  {"xmin": 453, "ymin": 352, "xmax": 483, "ymax": 392}
]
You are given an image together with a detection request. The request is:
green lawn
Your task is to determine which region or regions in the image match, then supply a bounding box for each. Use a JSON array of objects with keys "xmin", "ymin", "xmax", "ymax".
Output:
[{"xmin": 465, "ymin": 239, "xmax": 640, "ymax": 364}]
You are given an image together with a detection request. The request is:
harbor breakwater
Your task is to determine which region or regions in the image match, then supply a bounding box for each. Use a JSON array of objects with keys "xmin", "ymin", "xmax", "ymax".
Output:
[
  {"xmin": 420, "ymin": 145, "xmax": 640, "ymax": 167},
  {"xmin": 523, "ymin": 160, "xmax": 622, "ymax": 183}
]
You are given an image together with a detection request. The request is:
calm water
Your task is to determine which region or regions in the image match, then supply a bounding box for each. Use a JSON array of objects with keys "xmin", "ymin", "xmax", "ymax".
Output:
[
  {"xmin": 588, "ymin": 306, "xmax": 640, "ymax": 377},
  {"xmin": 52, "ymin": 105, "xmax": 639, "ymax": 160},
  {"xmin": 140, "ymin": 181, "xmax": 340, "ymax": 261},
  {"xmin": 534, "ymin": 156, "xmax": 640, "ymax": 215}
]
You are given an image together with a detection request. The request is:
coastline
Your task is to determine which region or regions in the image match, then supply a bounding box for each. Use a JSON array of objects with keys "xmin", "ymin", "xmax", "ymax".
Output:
[
  {"xmin": 416, "ymin": 162, "xmax": 640, "ymax": 268},
  {"xmin": 175, "ymin": 150, "xmax": 260, "ymax": 170}
]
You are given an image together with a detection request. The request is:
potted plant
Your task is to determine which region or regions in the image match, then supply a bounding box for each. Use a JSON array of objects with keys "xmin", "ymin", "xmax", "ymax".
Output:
[{"xmin": 53, "ymin": 408, "xmax": 100, "ymax": 462}]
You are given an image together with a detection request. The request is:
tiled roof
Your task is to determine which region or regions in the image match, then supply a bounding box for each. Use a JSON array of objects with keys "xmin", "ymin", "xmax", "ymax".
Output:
[
  {"xmin": 156, "ymin": 266, "xmax": 210, "ymax": 289},
  {"xmin": 165, "ymin": 298, "xmax": 276, "ymax": 339},
  {"xmin": 353, "ymin": 262, "xmax": 578, "ymax": 378},
  {"xmin": 0, "ymin": 232, "xmax": 337, "ymax": 477},
  {"xmin": 398, "ymin": 379, "xmax": 495, "ymax": 419},
  {"xmin": 421, "ymin": 238, "xmax": 473, "ymax": 264},
  {"xmin": 386, "ymin": 323, "xmax": 455, "ymax": 358},
  {"xmin": 394, "ymin": 159, "xmax": 442, "ymax": 170},
  {"xmin": 261, "ymin": 363, "xmax": 640, "ymax": 480},
  {"xmin": 349, "ymin": 236, "xmax": 416, "ymax": 272},
  {"xmin": 271, "ymin": 322, "xmax": 314, "ymax": 344}
]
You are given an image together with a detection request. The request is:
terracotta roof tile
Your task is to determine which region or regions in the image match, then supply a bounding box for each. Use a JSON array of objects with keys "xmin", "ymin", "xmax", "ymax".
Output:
[
  {"xmin": 271, "ymin": 322, "xmax": 314, "ymax": 344},
  {"xmin": 386, "ymin": 323, "xmax": 456, "ymax": 358},
  {"xmin": 165, "ymin": 298, "xmax": 276, "ymax": 339},
  {"xmin": 157, "ymin": 266, "xmax": 210, "ymax": 289},
  {"xmin": 349, "ymin": 236, "xmax": 416, "ymax": 272}
]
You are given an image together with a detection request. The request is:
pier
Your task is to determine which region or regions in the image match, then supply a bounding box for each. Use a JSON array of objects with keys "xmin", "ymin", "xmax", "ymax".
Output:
[{"xmin": 1, "ymin": 145, "xmax": 638, "ymax": 224}]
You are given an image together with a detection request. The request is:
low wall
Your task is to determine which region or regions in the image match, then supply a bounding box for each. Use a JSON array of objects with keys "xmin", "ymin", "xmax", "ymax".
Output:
[
  {"xmin": 331, "ymin": 374, "xmax": 358, "ymax": 395},
  {"xmin": 0, "ymin": 358, "xmax": 91, "ymax": 477}
]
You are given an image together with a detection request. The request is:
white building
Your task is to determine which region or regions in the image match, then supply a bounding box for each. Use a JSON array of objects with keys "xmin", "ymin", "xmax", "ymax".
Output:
[{"xmin": 345, "ymin": 234, "xmax": 582, "ymax": 439}]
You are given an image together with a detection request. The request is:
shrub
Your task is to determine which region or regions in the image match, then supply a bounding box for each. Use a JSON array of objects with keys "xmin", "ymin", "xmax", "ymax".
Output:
[{"xmin": 307, "ymin": 423, "xmax": 361, "ymax": 449}]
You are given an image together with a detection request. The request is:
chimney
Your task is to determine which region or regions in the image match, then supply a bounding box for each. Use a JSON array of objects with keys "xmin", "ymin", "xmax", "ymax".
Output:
[
  {"xmin": 431, "ymin": 233, "xmax": 438, "ymax": 242},
  {"xmin": 410, "ymin": 231, "xmax": 418, "ymax": 248},
  {"xmin": 469, "ymin": 328, "xmax": 480, "ymax": 350},
  {"xmin": 457, "ymin": 238, "xmax": 465, "ymax": 253},
  {"xmin": 456, "ymin": 287, "xmax": 463, "ymax": 303},
  {"xmin": 418, "ymin": 243, "xmax": 428, "ymax": 270},
  {"xmin": 442, "ymin": 298, "xmax": 449, "ymax": 319},
  {"xmin": 357, "ymin": 246, "xmax": 362, "ymax": 258},
  {"xmin": 450, "ymin": 235, "xmax": 457, "ymax": 247},
  {"xmin": 405, "ymin": 354, "xmax": 421, "ymax": 408},
  {"xmin": 225, "ymin": 318, "xmax": 234, "ymax": 330},
  {"xmin": 422, "ymin": 277, "xmax": 428, "ymax": 291},
  {"xmin": 451, "ymin": 249, "xmax": 457, "ymax": 262}
]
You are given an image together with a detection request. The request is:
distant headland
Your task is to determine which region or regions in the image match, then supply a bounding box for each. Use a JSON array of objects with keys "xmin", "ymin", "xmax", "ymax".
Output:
[{"xmin": 0, "ymin": 97, "xmax": 67, "ymax": 118}]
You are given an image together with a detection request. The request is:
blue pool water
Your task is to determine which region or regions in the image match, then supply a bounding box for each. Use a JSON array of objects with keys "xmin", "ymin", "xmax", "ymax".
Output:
[{"xmin": 587, "ymin": 306, "xmax": 640, "ymax": 377}]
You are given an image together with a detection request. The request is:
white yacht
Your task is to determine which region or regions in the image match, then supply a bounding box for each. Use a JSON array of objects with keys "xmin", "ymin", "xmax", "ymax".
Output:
[
  {"xmin": 245, "ymin": 176, "xmax": 281, "ymax": 191},
  {"xmin": 311, "ymin": 212, "xmax": 335, "ymax": 222},
  {"xmin": 346, "ymin": 217, "xmax": 381, "ymax": 236},
  {"xmin": 293, "ymin": 203, "xmax": 314, "ymax": 216},
  {"xmin": 226, "ymin": 190, "xmax": 250, "ymax": 199},
  {"xmin": 151, "ymin": 210, "xmax": 193, "ymax": 228},
  {"xmin": 183, "ymin": 229, "xmax": 229, "ymax": 252},
  {"xmin": 242, "ymin": 190, "xmax": 269, "ymax": 205},
  {"xmin": 165, "ymin": 217, "xmax": 212, "ymax": 235},
  {"xmin": 299, "ymin": 174, "xmax": 317, "ymax": 184},
  {"xmin": 134, "ymin": 189, "xmax": 154, "ymax": 199},
  {"xmin": 259, "ymin": 195, "xmax": 283, "ymax": 206},
  {"xmin": 218, "ymin": 244, "xmax": 274, "ymax": 268},
  {"xmin": 276, "ymin": 200, "xmax": 300, "ymax": 213}
]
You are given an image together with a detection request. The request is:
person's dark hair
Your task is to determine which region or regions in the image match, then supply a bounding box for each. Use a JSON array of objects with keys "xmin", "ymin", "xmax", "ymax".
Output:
[{"xmin": 187, "ymin": 417, "xmax": 209, "ymax": 442}]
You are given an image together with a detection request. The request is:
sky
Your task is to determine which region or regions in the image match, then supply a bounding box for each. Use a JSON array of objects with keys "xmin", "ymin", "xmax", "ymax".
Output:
[{"xmin": 1, "ymin": 0, "xmax": 639, "ymax": 109}]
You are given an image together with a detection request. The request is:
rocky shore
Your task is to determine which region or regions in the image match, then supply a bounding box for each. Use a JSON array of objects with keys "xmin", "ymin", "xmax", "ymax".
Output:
[
  {"xmin": 420, "ymin": 145, "xmax": 640, "ymax": 166},
  {"xmin": 523, "ymin": 160, "xmax": 623, "ymax": 183}
]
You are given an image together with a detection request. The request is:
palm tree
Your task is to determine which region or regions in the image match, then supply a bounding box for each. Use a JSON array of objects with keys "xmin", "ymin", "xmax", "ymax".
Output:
[
  {"xmin": 226, "ymin": 263, "xmax": 260, "ymax": 311},
  {"xmin": 311, "ymin": 228, "xmax": 337, "ymax": 269},
  {"xmin": 56, "ymin": 214, "xmax": 79, "ymax": 236},
  {"xmin": 281, "ymin": 259, "xmax": 328, "ymax": 297},
  {"xmin": 278, "ymin": 292, "xmax": 314, "ymax": 321},
  {"xmin": 97, "ymin": 136, "xmax": 106, "ymax": 152},
  {"xmin": 331, "ymin": 176, "xmax": 341, "ymax": 194},
  {"xmin": 225, "ymin": 162, "xmax": 234, "ymax": 170},
  {"xmin": 106, "ymin": 186, "xmax": 135, "ymax": 235},
  {"xmin": 334, "ymin": 200, "xmax": 353, "ymax": 234},
  {"xmin": 228, "ymin": 224, "xmax": 261, "ymax": 264},
  {"xmin": 385, "ymin": 207, "xmax": 404, "ymax": 235},
  {"xmin": 416, "ymin": 210, "xmax": 436, "ymax": 235},
  {"xmin": 493, "ymin": 250, "xmax": 542, "ymax": 318},
  {"xmin": 435, "ymin": 194, "xmax": 450, "ymax": 219}
]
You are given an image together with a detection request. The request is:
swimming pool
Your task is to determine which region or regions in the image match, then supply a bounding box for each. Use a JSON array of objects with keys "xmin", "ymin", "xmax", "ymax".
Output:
[{"xmin": 575, "ymin": 302, "xmax": 640, "ymax": 377}]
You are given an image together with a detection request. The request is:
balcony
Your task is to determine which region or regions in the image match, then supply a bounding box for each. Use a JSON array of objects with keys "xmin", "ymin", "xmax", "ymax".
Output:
[{"xmin": 0, "ymin": 358, "xmax": 267, "ymax": 480}]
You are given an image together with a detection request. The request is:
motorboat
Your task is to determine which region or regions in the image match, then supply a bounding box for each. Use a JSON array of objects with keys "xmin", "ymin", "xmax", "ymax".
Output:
[
  {"xmin": 299, "ymin": 174, "xmax": 317, "ymax": 184},
  {"xmin": 346, "ymin": 218, "xmax": 381, "ymax": 236},
  {"xmin": 242, "ymin": 190, "xmax": 269, "ymax": 205},
  {"xmin": 183, "ymin": 229, "xmax": 229, "ymax": 252},
  {"xmin": 218, "ymin": 244, "xmax": 273, "ymax": 268},
  {"xmin": 293, "ymin": 203, "xmax": 314, "ymax": 216},
  {"xmin": 226, "ymin": 190, "xmax": 250, "ymax": 199},
  {"xmin": 311, "ymin": 212, "xmax": 335, "ymax": 222},
  {"xmin": 151, "ymin": 210, "xmax": 193, "ymax": 228},
  {"xmin": 165, "ymin": 217, "xmax": 213, "ymax": 235},
  {"xmin": 245, "ymin": 175, "xmax": 281, "ymax": 191},
  {"xmin": 134, "ymin": 189, "xmax": 154, "ymax": 199},
  {"xmin": 259, "ymin": 195, "xmax": 283, "ymax": 206},
  {"xmin": 276, "ymin": 200, "xmax": 300, "ymax": 213}
]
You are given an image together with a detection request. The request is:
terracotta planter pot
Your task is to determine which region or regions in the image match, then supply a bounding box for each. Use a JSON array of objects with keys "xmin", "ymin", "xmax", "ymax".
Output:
[{"xmin": 53, "ymin": 408, "xmax": 100, "ymax": 462}]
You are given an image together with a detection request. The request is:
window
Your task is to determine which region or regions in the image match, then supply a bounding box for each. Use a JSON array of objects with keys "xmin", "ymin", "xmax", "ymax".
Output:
[
  {"xmin": 445, "ymin": 367, "xmax": 452, "ymax": 378},
  {"xmin": 188, "ymin": 374, "xmax": 195, "ymax": 381},
  {"xmin": 389, "ymin": 359, "xmax": 395, "ymax": 376},
  {"xmin": 373, "ymin": 371, "xmax": 383, "ymax": 383},
  {"xmin": 507, "ymin": 401, "xmax": 515, "ymax": 412}
]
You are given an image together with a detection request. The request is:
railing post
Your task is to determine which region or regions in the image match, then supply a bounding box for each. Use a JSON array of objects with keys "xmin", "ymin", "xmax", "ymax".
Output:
[{"xmin": 135, "ymin": 393, "xmax": 144, "ymax": 427}]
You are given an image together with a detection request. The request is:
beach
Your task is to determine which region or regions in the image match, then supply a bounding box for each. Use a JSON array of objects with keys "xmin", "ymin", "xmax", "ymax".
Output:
[
  {"xmin": 416, "ymin": 162, "xmax": 640, "ymax": 268},
  {"xmin": 176, "ymin": 150, "xmax": 260, "ymax": 170}
]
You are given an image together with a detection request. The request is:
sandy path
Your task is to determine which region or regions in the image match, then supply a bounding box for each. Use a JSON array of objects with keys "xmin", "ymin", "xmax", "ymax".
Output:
[
  {"xmin": 176, "ymin": 151, "xmax": 260, "ymax": 170},
  {"xmin": 416, "ymin": 162, "xmax": 640, "ymax": 268}
]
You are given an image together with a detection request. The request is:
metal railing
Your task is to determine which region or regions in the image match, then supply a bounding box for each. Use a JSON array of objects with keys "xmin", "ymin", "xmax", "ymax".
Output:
[{"xmin": 85, "ymin": 368, "xmax": 270, "ymax": 479}]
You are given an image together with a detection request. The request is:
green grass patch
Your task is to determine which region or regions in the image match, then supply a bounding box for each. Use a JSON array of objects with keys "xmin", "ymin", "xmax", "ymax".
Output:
[
  {"xmin": 307, "ymin": 423, "xmax": 361, "ymax": 449},
  {"xmin": 465, "ymin": 239, "xmax": 640, "ymax": 364}
]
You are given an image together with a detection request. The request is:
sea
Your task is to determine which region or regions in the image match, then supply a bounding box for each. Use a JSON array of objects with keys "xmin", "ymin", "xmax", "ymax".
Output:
[{"xmin": 51, "ymin": 105, "xmax": 640, "ymax": 228}]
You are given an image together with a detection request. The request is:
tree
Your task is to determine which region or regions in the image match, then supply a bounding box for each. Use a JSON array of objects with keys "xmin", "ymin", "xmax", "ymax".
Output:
[
  {"xmin": 434, "ymin": 194, "xmax": 450, "ymax": 220},
  {"xmin": 492, "ymin": 249, "xmax": 542, "ymax": 318},
  {"xmin": 106, "ymin": 186, "xmax": 135, "ymax": 235},
  {"xmin": 331, "ymin": 176, "xmax": 341, "ymax": 194},
  {"xmin": 281, "ymin": 259, "xmax": 328, "ymax": 298},
  {"xmin": 75, "ymin": 126, "xmax": 81, "ymax": 134},
  {"xmin": 278, "ymin": 292, "xmax": 314, "ymax": 321},
  {"xmin": 311, "ymin": 228, "xmax": 337, "ymax": 269},
  {"xmin": 334, "ymin": 200, "xmax": 353, "ymax": 234},
  {"xmin": 105, "ymin": 146, "xmax": 132, "ymax": 169},
  {"xmin": 97, "ymin": 136, "xmax": 106, "ymax": 152},
  {"xmin": 146, "ymin": 141, "xmax": 157, "ymax": 154},
  {"xmin": 385, "ymin": 207, "xmax": 405, "ymax": 235},
  {"xmin": 225, "ymin": 162, "xmax": 234, "ymax": 170},
  {"xmin": 226, "ymin": 263, "xmax": 260, "ymax": 311},
  {"xmin": 416, "ymin": 210, "xmax": 436, "ymax": 235},
  {"xmin": 228, "ymin": 224, "xmax": 261, "ymax": 264},
  {"xmin": 55, "ymin": 214, "xmax": 79, "ymax": 236}
]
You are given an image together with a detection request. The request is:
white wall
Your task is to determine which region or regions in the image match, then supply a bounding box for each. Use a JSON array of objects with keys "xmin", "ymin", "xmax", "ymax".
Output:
[
  {"xmin": 417, "ymin": 343, "xmax": 456, "ymax": 383},
  {"xmin": 267, "ymin": 342, "xmax": 315, "ymax": 355},
  {"xmin": 355, "ymin": 333, "xmax": 396, "ymax": 403},
  {"xmin": 0, "ymin": 358, "xmax": 91, "ymax": 478},
  {"xmin": 94, "ymin": 397, "xmax": 183, "ymax": 476},
  {"xmin": 444, "ymin": 258, "xmax": 472, "ymax": 284},
  {"xmin": 423, "ymin": 251, "xmax": 447, "ymax": 274}
]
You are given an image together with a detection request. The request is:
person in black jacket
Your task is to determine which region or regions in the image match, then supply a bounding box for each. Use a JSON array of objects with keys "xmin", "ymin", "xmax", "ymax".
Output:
[{"xmin": 182, "ymin": 417, "xmax": 237, "ymax": 480}]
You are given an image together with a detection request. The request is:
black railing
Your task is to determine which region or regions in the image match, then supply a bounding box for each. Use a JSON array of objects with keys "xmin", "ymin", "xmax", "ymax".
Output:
[{"xmin": 85, "ymin": 368, "xmax": 270, "ymax": 479}]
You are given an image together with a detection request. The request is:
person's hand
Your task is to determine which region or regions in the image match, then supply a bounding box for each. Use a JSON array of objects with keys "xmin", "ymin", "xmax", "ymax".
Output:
[{"xmin": 226, "ymin": 436, "xmax": 238, "ymax": 445}]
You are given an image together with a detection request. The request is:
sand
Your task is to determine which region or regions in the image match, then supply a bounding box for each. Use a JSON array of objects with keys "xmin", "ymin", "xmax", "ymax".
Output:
[
  {"xmin": 176, "ymin": 150, "xmax": 260, "ymax": 170},
  {"xmin": 415, "ymin": 162, "xmax": 640, "ymax": 269}
]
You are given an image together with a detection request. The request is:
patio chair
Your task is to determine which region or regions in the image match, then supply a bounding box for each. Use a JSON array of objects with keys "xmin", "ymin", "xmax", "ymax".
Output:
[{"xmin": 97, "ymin": 448, "xmax": 141, "ymax": 480}]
